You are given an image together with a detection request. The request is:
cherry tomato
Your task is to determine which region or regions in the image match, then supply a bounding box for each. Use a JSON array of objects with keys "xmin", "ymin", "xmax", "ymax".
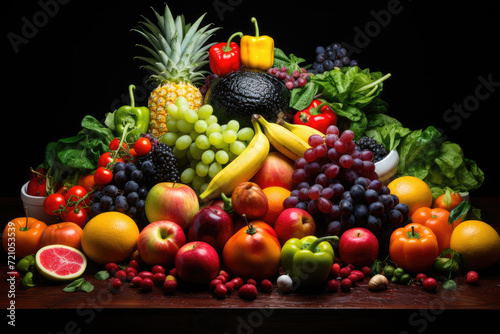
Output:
[
  {"xmin": 60, "ymin": 208, "xmax": 88, "ymax": 228},
  {"xmin": 109, "ymin": 138, "xmax": 128, "ymax": 151},
  {"xmin": 65, "ymin": 185, "xmax": 87, "ymax": 201},
  {"xmin": 43, "ymin": 193, "xmax": 67, "ymax": 216},
  {"xmin": 134, "ymin": 137, "xmax": 152, "ymax": 156},
  {"xmin": 98, "ymin": 152, "xmax": 123, "ymax": 168},
  {"xmin": 77, "ymin": 171, "xmax": 97, "ymax": 193},
  {"xmin": 94, "ymin": 167, "xmax": 113, "ymax": 185}
]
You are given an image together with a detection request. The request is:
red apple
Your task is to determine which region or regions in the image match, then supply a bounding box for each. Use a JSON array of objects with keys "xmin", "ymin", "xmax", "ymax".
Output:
[
  {"xmin": 339, "ymin": 227, "xmax": 379, "ymax": 267},
  {"xmin": 188, "ymin": 206, "xmax": 234, "ymax": 254},
  {"xmin": 145, "ymin": 182, "xmax": 199, "ymax": 230},
  {"xmin": 251, "ymin": 152, "xmax": 295, "ymax": 190},
  {"xmin": 137, "ymin": 220, "xmax": 186, "ymax": 267},
  {"xmin": 175, "ymin": 241, "xmax": 220, "ymax": 285},
  {"xmin": 273, "ymin": 208, "xmax": 316, "ymax": 245}
]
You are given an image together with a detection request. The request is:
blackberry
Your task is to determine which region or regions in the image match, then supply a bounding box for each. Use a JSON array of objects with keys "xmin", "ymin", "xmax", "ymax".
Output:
[
  {"xmin": 355, "ymin": 136, "xmax": 388, "ymax": 162},
  {"xmin": 136, "ymin": 142, "xmax": 180, "ymax": 188}
]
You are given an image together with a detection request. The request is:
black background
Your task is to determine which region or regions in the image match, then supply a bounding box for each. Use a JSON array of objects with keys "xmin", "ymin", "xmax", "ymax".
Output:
[{"xmin": 2, "ymin": 0, "xmax": 499, "ymax": 197}]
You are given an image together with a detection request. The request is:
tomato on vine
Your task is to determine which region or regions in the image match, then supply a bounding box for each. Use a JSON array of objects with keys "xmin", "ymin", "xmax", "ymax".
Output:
[
  {"xmin": 109, "ymin": 138, "xmax": 128, "ymax": 151},
  {"xmin": 98, "ymin": 152, "xmax": 124, "ymax": 168},
  {"xmin": 43, "ymin": 194, "xmax": 67, "ymax": 216},
  {"xmin": 94, "ymin": 167, "xmax": 113, "ymax": 185},
  {"xmin": 64, "ymin": 185, "xmax": 87, "ymax": 201},
  {"xmin": 60, "ymin": 207, "xmax": 88, "ymax": 228},
  {"xmin": 134, "ymin": 137, "xmax": 152, "ymax": 156}
]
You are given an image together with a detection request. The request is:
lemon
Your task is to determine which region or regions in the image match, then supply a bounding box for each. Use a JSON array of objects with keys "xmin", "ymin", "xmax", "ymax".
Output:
[
  {"xmin": 450, "ymin": 220, "xmax": 500, "ymax": 270},
  {"xmin": 387, "ymin": 176, "xmax": 433, "ymax": 216},
  {"xmin": 81, "ymin": 212, "xmax": 140, "ymax": 265}
]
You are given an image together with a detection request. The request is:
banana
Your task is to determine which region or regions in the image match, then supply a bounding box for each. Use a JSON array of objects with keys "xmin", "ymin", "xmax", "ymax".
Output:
[
  {"xmin": 255, "ymin": 114, "xmax": 311, "ymax": 161},
  {"xmin": 199, "ymin": 119, "xmax": 270, "ymax": 203},
  {"xmin": 280, "ymin": 121, "xmax": 325, "ymax": 143}
]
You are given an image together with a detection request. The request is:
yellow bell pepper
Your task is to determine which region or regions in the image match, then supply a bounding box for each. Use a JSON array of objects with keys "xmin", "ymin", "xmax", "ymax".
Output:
[{"xmin": 240, "ymin": 17, "xmax": 274, "ymax": 71}]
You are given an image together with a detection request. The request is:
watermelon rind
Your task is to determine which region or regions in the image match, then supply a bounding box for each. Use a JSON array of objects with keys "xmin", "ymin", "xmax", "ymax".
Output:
[{"xmin": 35, "ymin": 244, "xmax": 87, "ymax": 282}]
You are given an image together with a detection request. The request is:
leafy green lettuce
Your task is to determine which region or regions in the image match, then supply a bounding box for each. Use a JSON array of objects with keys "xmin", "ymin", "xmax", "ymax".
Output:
[
  {"xmin": 289, "ymin": 66, "xmax": 391, "ymax": 139},
  {"xmin": 366, "ymin": 122, "xmax": 484, "ymax": 197}
]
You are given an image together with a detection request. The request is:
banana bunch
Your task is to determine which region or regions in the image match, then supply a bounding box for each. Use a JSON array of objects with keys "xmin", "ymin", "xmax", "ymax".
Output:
[
  {"xmin": 199, "ymin": 119, "xmax": 270, "ymax": 203},
  {"xmin": 256, "ymin": 115, "xmax": 320, "ymax": 161},
  {"xmin": 280, "ymin": 120, "xmax": 325, "ymax": 142}
]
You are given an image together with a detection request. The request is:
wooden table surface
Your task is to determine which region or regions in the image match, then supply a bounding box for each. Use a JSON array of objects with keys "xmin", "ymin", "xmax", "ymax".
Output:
[{"xmin": 2, "ymin": 196, "xmax": 500, "ymax": 333}]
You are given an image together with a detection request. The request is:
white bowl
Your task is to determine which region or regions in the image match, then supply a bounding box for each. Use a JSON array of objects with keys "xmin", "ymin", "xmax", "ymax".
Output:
[
  {"xmin": 375, "ymin": 150, "xmax": 399, "ymax": 185},
  {"xmin": 20, "ymin": 181, "xmax": 59, "ymax": 224}
]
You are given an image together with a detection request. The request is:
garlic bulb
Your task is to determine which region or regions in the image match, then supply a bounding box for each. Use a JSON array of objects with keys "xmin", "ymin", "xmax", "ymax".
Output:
[
  {"xmin": 368, "ymin": 274, "xmax": 389, "ymax": 291},
  {"xmin": 277, "ymin": 274, "xmax": 293, "ymax": 293}
]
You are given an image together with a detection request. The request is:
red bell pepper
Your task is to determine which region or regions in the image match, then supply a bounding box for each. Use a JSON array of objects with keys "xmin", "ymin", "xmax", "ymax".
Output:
[
  {"xmin": 209, "ymin": 32, "xmax": 244, "ymax": 77},
  {"xmin": 293, "ymin": 99, "xmax": 337, "ymax": 134}
]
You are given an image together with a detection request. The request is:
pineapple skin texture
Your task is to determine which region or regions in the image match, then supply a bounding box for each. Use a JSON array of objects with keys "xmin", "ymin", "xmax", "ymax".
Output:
[{"xmin": 148, "ymin": 81, "xmax": 203, "ymax": 137}]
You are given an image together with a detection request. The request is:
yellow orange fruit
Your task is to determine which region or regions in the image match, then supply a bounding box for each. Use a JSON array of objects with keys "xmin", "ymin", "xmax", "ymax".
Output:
[
  {"xmin": 81, "ymin": 212, "xmax": 140, "ymax": 265},
  {"xmin": 387, "ymin": 176, "xmax": 433, "ymax": 216},
  {"xmin": 261, "ymin": 186, "xmax": 291, "ymax": 227},
  {"xmin": 450, "ymin": 220, "xmax": 500, "ymax": 270}
]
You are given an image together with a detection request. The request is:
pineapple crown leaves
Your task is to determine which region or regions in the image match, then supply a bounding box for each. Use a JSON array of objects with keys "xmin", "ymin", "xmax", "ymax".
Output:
[{"xmin": 132, "ymin": 4, "xmax": 221, "ymax": 86}]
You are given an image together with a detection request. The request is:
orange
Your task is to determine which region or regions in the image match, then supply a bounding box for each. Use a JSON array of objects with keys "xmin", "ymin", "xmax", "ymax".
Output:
[
  {"xmin": 387, "ymin": 176, "xmax": 433, "ymax": 216},
  {"xmin": 81, "ymin": 212, "xmax": 140, "ymax": 265},
  {"xmin": 262, "ymin": 186, "xmax": 291, "ymax": 227},
  {"xmin": 450, "ymin": 220, "xmax": 500, "ymax": 270}
]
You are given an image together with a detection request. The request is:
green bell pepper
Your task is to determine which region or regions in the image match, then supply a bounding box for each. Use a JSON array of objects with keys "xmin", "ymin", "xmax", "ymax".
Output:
[
  {"xmin": 281, "ymin": 235, "xmax": 339, "ymax": 288},
  {"xmin": 114, "ymin": 84, "xmax": 150, "ymax": 142}
]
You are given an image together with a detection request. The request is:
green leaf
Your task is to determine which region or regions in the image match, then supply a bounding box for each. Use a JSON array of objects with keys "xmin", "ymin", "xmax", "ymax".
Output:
[
  {"xmin": 95, "ymin": 270, "xmax": 110, "ymax": 281},
  {"xmin": 289, "ymin": 81, "xmax": 319, "ymax": 110},
  {"xmin": 449, "ymin": 201, "xmax": 471, "ymax": 224},
  {"xmin": 272, "ymin": 48, "xmax": 306, "ymax": 75},
  {"xmin": 370, "ymin": 259, "xmax": 382, "ymax": 275},
  {"xmin": 63, "ymin": 278, "xmax": 84, "ymax": 292},
  {"xmin": 442, "ymin": 279, "xmax": 456, "ymax": 290},
  {"xmin": 80, "ymin": 281, "xmax": 95, "ymax": 293},
  {"xmin": 63, "ymin": 278, "xmax": 94, "ymax": 293}
]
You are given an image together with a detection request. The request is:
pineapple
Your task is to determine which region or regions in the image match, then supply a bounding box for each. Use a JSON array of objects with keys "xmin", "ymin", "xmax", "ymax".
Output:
[{"xmin": 134, "ymin": 5, "xmax": 220, "ymax": 137}]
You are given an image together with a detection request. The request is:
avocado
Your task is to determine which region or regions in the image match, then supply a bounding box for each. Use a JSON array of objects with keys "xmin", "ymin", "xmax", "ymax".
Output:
[{"xmin": 204, "ymin": 69, "xmax": 292, "ymax": 128}]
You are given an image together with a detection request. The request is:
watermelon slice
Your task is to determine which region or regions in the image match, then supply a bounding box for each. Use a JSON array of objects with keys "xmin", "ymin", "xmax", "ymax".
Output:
[{"xmin": 35, "ymin": 244, "xmax": 87, "ymax": 281}]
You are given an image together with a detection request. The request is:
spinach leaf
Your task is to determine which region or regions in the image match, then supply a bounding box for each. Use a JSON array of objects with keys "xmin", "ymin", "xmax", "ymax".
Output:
[
  {"xmin": 397, "ymin": 126, "xmax": 442, "ymax": 180},
  {"xmin": 273, "ymin": 48, "xmax": 307, "ymax": 75},
  {"xmin": 40, "ymin": 115, "xmax": 113, "ymax": 194}
]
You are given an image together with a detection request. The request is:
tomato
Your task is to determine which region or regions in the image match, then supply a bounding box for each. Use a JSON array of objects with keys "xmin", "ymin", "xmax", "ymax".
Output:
[
  {"xmin": 77, "ymin": 171, "xmax": 97, "ymax": 193},
  {"xmin": 39, "ymin": 222, "xmax": 83, "ymax": 250},
  {"xmin": 98, "ymin": 152, "xmax": 123, "ymax": 168},
  {"xmin": 43, "ymin": 193, "xmax": 67, "ymax": 216},
  {"xmin": 231, "ymin": 182, "xmax": 269, "ymax": 220},
  {"xmin": 65, "ymin": 185, "xmax": 87, "ymax": 202},
  {"xmin": 389, "ymin": 223, "xmax": 439, "ymax": 273},
  {"xmin": 134, "ymin": 137, "xmax": 152, "ymax": 156},
  {"xmin": 432, "ymin": 192, "xmax": 463, "ymax": 212},
  {"xmin": 411, "ymin": 207, "xmax": 459, "ymax": 254},
  {"xmin": 94, "ymin": 167, "xmax": 113, "ymax": 185},
  {"xmin": 60, "ymin": 207, "xmax": 88, "ymax": 228},
  {"xmin": 2, "ymin": 216, "xmax": 47, "ymax": 259},
  {"xmin": 222, "ymin": 220, "xmax": 281, "ymax": 280},
  {"xmin": 109, "ymin": 138, "xmax": 128, "ymax": 151}
]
